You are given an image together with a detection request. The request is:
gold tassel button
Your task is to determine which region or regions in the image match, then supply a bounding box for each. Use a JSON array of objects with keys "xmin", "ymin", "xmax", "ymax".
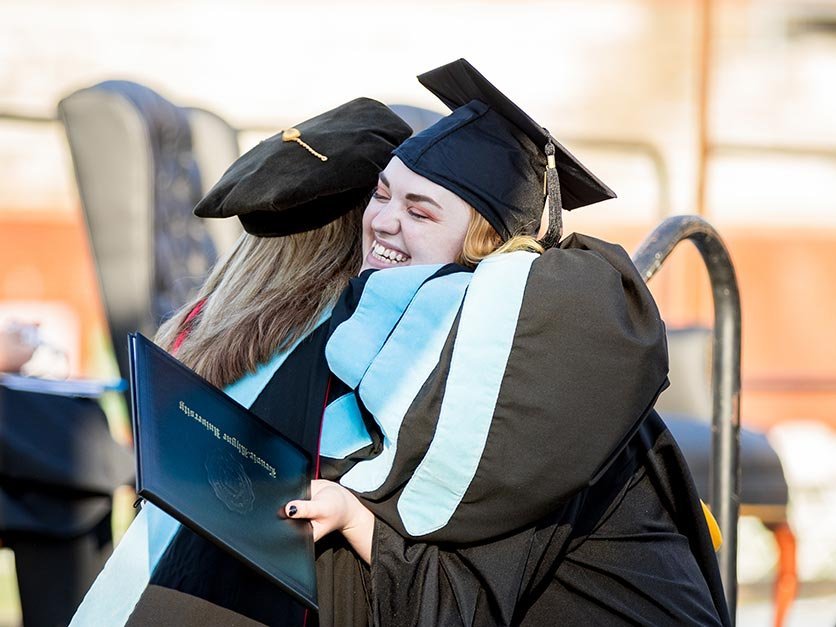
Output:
[{"xmin": 282, "ymin": 128, "xmax": 328, "ymax": 161}]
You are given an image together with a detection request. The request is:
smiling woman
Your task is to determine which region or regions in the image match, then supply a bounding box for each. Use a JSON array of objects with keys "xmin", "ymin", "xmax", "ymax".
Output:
[
  {"xmin": 286, "ymin": 60, "xmax": 730, "ymax": 627},
  {"xmin": 360, "ymin": 157, "xmax": 472, "ymax": 271},
  {"xmin": 361, "ymin": 156, "xmax": 541, "ymax": 272}
]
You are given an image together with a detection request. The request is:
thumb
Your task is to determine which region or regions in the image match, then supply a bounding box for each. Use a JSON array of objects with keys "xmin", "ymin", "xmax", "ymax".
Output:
[{"xmin": 282, "ymin": 499, "xmax": 322, "ymax": 521}]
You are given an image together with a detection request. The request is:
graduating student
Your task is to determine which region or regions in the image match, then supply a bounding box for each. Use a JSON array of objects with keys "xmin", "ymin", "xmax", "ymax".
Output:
[
  {"xmin": 71, "ymin": 98, "xmax": 412, "ymax": 627},
  {"xmin": 288, "ymin": 60, "xmax": 731, "ymax": 626}
]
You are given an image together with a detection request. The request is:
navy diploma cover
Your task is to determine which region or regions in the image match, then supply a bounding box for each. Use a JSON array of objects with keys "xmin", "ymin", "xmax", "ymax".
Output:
[{"xmin": 128, "ymin": 333, "xmax": 317, "ymax": 610}]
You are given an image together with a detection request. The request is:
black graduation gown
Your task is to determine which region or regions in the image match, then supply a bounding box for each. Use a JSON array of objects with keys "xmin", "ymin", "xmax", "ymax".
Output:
[
  {"xmin": 1, "ymin": 383, "xmax": 134, "ymax": 627},
  {"xmin": 145, "ymin": 234, "xmax": 730, "ymax": 627},
  {"xmin": 0, "ymin": 384, "xmax": 134, "ymax": 537},
  {"xmin": 316, "ymin": 234, "xmax": 730, "ymax": 627}
]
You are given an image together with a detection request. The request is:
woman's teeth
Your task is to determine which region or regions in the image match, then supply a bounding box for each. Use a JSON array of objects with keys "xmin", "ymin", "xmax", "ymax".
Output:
[{"xmin": 371, "ymin": 240, "xmax": 409, "ymax": 264}]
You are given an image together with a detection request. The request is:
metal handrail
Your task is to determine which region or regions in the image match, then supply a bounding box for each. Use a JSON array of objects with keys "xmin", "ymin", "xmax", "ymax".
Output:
[{"xmin": 633, "ymin": 214, "xmax": 742, "ymax": 623}]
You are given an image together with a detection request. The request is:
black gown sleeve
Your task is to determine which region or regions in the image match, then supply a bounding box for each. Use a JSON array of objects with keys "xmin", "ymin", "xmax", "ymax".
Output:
[
  {"xmin": 342, "ymin": 236, "xmax": 671, "ymax": 545},
  {"xmin": 367, "ymin": 517, "xmax": 530, "ymax": 627},
  {"xmin": 363, "ymin": 414, "xmax": 731, "ymax": 627},
  {"xmin": 365, "ymin": 509, "xmax": 580, "ymax": 627}
]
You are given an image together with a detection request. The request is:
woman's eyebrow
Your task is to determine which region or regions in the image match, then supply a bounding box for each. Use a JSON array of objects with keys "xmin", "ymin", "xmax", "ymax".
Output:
[
  {"xmin": 379, "ymin": 172, "xmax": 442, "ymax": 210},
  {"xmin": 405, "ymin": 193, "xmax": 443, "ymax": 211}
]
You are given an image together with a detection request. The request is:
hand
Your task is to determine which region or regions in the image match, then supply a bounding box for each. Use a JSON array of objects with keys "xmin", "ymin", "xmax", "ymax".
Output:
[
  {"xmin": 283, "ymin": 479, "xmax": 374, "ymax": 563},
  {"xmin": 283, "ymin": 479, "xmax": 364, "ymax": 541},
  {"xmin": 0, "ymin": 322, "xmax": 39, "ymax": 373}
]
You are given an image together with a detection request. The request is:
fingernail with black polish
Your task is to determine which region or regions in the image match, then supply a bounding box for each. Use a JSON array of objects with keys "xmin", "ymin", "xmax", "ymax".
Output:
[{"xmin": 288, "ymin": 505, "xmax": 297, "ymax": 517}]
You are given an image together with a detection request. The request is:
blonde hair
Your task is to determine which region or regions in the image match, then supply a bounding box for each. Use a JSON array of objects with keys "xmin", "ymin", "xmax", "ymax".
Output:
[
  {"xmin": 155, "ymin": 208, "xmax": 362, "ymax": 387},
  {"xmin": 456, "ymin": 207, "xmax": 543, "ymax": 267}
]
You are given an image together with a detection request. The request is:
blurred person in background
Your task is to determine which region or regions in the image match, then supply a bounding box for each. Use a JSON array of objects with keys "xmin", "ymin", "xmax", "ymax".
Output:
[{"xmin": 1, "ymin": 320, "xmax": 133, "ymax": 627}]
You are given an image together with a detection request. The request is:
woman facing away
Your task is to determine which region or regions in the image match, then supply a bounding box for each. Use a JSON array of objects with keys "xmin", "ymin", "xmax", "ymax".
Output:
[
  {"xmin": 70, "ymin": 97, "xmax": 413, "ymax": 627},
  {"xmin": 284, "ymin": 60, "xmax": 731, "ymax": 626}
]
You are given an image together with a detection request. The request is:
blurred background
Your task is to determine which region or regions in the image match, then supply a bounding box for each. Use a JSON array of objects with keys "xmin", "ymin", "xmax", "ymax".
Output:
[{"xmin": 1, "ymin": 0, "xmax": 835, "ymax": 625}]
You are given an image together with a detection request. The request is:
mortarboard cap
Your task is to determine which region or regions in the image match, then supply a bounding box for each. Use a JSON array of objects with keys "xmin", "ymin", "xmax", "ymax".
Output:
[
  {"xmin": 195, "ymin": 98, "xmax": 412, "ymax": 237},
  {"xmin": 393, "ymin": 59, "xmax": 616, "ymax": 244}
]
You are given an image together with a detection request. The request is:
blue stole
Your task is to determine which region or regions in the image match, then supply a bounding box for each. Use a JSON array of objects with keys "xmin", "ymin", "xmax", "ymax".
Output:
[{"xmin": 322, "ymin": 253, "xmax": 537, "ymax": 536}]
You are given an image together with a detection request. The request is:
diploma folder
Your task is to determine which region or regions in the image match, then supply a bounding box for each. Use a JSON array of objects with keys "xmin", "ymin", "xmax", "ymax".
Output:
[{"xmin": 128, "ymin": 333, "xmax": 317, "ymax": 610}]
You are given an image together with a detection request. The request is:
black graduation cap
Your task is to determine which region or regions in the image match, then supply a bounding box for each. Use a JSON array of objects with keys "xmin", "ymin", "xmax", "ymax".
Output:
[
  {"xmin": 393, "ymin": 59, "xmax": 616, "ymax": 244},
  {"xmin": 195, "ymin": 98, "xmax": 412, "ymax": 237}
]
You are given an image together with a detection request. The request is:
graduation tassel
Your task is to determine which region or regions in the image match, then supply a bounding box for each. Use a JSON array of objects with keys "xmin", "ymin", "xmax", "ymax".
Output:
[
  {"xmin": 541, "ymin": 141, "xmax": 563, "ymax": 248},
  {"xmin": 282, "ymin": 128, "xmax": 329, "ymax": 161}
]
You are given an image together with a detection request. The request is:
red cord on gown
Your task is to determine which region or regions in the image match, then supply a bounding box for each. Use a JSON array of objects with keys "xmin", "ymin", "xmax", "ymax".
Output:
[{"xmin": 171, "ymin": 299, "xmax": 206, "ymax": 354}]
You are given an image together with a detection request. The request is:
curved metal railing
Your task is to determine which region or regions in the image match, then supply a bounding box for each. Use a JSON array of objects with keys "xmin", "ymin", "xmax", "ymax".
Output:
[{"xmin": 633, "ymin": 214, "xmax": 741, "ymax": 622}]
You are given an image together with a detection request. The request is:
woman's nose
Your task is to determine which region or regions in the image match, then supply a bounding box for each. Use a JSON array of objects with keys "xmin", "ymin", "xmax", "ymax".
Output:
[{"xmin": 370, "ymin": 202, "xmax": 400, "ymax": 235}]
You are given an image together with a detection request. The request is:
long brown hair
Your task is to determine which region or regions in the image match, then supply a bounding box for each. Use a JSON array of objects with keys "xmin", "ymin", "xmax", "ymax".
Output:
[{"xmin": 155, "ymin": 207, "xmax": 362, "ymax": 387}]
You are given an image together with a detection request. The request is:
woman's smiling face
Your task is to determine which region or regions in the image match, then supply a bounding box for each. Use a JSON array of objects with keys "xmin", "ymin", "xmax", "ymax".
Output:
[{"xmin": 360, "ymin": 157, "xmax": 472, "ymax": 272}]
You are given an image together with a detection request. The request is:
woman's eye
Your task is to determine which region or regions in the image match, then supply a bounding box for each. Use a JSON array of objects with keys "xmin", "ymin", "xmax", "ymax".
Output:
[
  {"xmin": 407, "ymin": 209, "xmax": 429, "ymax": 220},
  {"xmin": 372, "ymin": 190, "xmax": 389, "ymax": 201}
]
